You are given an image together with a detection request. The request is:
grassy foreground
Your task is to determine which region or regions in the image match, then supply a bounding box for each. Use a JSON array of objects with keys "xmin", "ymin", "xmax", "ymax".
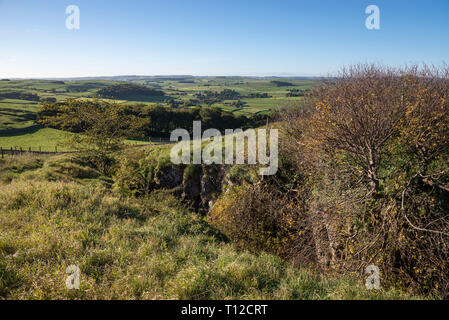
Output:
[{"xmin": 0, "ymin": 154, "xmax": 425, "ymax": 299}]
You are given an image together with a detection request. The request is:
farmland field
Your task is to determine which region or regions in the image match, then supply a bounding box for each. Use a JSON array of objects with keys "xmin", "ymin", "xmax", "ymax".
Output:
[
  {"xmin": 0, "ymin": 128, "xmax": 69, "ymax": 152},
  {"xmin": 0, "ymin": 77, "xmax": 320, "ymax": 149},
  {"xmin": 0, "ymin": 99, "xmax": 40, "ymax": 130}
]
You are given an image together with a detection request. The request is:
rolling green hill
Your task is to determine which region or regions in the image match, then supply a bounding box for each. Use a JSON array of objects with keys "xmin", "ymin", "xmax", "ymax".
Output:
[{"xmin": 0, "ymin": 77, "xmax": 320, "ymax": 149}]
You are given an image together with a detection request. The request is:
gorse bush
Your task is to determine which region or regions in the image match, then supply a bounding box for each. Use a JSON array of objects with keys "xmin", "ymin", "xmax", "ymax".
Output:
[
  {"xmin": 209, "ymin": 184, "xmax": 287, "ymax": 255},
  {"xmin": 208, "ymin": 164, "xmax": 317, "ymax": 267},
  {"xmin": 113, "ymin": 146, "xmax": 175, "ymax": 197}
]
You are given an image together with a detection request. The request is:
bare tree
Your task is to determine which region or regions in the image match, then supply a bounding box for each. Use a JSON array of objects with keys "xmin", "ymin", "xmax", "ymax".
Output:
[{"xmin": 303, "ymin": 65, "xmax": 410, "ymax": 193}]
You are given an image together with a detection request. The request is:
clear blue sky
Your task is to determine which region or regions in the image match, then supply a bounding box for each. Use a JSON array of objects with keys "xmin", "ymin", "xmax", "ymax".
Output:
[{"xmin": 1, "ymin": 0, "xmax": 448, "ymax": 78}]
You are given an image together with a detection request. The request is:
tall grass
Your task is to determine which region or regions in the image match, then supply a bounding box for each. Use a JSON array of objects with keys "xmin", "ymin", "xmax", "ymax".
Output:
[{"xmin": 0, "ymin": 158, "xmax": 423, "ymax": 299}]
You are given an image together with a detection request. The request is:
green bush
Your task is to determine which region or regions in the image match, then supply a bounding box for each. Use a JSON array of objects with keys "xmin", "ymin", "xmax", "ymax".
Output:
[{"xmin": 208, "ymin": 184, "xmax": 299, "ymax": 257}]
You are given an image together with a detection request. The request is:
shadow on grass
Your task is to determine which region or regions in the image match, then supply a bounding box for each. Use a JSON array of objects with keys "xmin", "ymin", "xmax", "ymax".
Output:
[{"xmin": 0, "ymin": 124, "xmax": 43, "ymax": 136}]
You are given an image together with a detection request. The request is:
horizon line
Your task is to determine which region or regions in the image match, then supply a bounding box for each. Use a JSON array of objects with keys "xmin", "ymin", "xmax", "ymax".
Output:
[{"xmin": 2, "ymin": 74, "xmax": 329, "ymax": 80}]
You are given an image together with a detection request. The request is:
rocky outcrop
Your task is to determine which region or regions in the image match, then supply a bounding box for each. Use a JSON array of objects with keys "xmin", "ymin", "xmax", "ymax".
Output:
[
  {"xmin": 200, "ymin": 165, "xmax": 227, "ymax": 210},
  {"xmin": 152, "ymin": 164, "xmax": 228, "ymax": 211},
  {"xmin": 154, "ymin": 166, "xmax": 184, "ymax": 189},
  {"xmin": 182, "ymin": 167, "xmax": 202, "ymax": 209}
]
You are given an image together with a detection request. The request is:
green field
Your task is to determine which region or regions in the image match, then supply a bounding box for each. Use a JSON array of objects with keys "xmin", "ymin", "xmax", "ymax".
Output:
[
  {"xmin": 0, "ymin": 98, "xmax": 40, "ymax": 130},
  {"xmin": 0, "ymin": 77, "xmax": 319, "ymax": 149},
  {"xmin": 0, "ymin": 127, "xmax": 153, "ymax": 153},
  {"xmin": 0, "ymin": 79, "xmax": 115, "ymax": 133},
  {"xmin": 0, "ymin": 128, "xmax": 70, "ymax": 152}
]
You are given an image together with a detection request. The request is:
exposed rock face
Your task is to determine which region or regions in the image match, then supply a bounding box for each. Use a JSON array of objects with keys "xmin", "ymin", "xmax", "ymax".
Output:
[
  {"xmin": 154, "ymin": 166, "xmax": 184, "ymax": 189},
  {"xmin": 182, "ymin": 169, "xmax": 202, "ymax": 209},
  {"xmin": 152, "ymin": 164, "xmax": 228, "ymax": 211},
  {"xmin": 200, "ymin": 165, "xmax": 227, "ymax": 210}
]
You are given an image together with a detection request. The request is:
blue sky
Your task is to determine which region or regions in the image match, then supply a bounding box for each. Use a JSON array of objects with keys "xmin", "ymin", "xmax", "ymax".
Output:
[{"xmin": 0, "ymin": 0, "xmax": 448, "ymax": 78}]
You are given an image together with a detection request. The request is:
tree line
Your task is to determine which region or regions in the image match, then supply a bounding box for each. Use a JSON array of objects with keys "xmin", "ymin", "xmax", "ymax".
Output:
[
  {"xmin": 96, "ymin": 83, "xmax": 165, "ymax": 99},
  {"xmin": 37, "ymin": 99, "xmax": 268, "ymax": 138},
  {"xmin": 0, "ymin": 91, "xmax": 40, "ymax": 101}
]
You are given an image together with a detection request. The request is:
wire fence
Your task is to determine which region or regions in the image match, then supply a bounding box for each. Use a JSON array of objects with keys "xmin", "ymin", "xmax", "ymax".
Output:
[
  {"xmin": 0, "ymin": 146, "xmax": 70, "ymax": 158},
  {"xmin": 0, "ymin": 141, "xmax": 172, "ymax": 158}
]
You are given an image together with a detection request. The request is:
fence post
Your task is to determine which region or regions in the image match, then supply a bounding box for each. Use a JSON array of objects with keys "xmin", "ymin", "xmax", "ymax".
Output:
[
  {"xmin": 29, "ymin": 146, "xmax": 31, "ymax": 153},
  {"xmin": 20, "ymin": 147, "xmax": 22, "ymax": 155},
  {"xmin": 1, "ymin": 147, "xmax": 3, "ymax": 159}
]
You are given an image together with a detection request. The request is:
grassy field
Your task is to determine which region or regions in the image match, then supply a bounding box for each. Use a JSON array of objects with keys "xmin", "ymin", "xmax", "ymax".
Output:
[
  {"xmin": 0, "ymin": 77, "xmax": 318, "ymax": 150},
  {"xmin": 0, "ymin": 79, "xmax": 115, "ymax": 100},
  {"xmin": 0, "ymin": 98, "xmax": 40, "ymax": 130},
  {"xmin": 0, "ymin": 128, "xmax": 70, "ymax": 152},
  {"xmin": 0, "ymin": 77, "xmax": 316, "ymax": 150},
  {"xmin": 215, "ymin": 97, "xmax": 304, "ymax": 115},
  {"xmin": 0, "ymin": 79, "xmax": 114, "ymax": 134},
  {"xmin": 0, "ymin": 127, "xmax": 153, "ymax": 153}
]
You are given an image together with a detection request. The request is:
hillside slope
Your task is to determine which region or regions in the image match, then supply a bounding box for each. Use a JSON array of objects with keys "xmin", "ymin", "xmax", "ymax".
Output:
[{"xmin": 0, "ymin": 154, "xmax": 421, "ymax": 299}]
